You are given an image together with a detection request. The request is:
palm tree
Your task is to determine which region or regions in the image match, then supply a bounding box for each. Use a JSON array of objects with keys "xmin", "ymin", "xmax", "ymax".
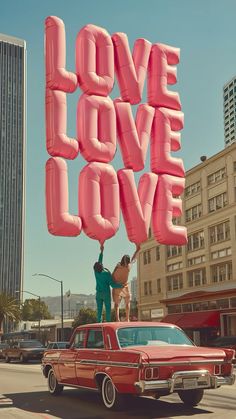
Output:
[{"xmin": 0, "ymin": 293, "xmax": 21, "ymax": 334}]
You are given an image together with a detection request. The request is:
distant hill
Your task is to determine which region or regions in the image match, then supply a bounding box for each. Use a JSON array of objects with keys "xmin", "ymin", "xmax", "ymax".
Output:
[{"xmin": 42, "ymin": 293, "xmax": 96, "ymax": 318}]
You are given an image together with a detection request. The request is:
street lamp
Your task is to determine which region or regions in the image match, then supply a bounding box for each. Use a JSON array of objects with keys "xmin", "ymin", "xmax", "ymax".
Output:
[
  {"xmin": 16, "ymin": 290, "xmax": 41, "ymax": 336},
  {"xmin": 33, "ymin": 273, "xmax": 64, "ymax": 341}
]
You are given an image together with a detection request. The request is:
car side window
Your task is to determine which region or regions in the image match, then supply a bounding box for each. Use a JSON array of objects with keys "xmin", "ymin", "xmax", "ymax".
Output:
[
  {"xmin": 86, "ymin": 329, "xmax": 104, "ymax": 349},
  {"xmin": 73, "ymin": 330, "xmax": 86, "ymax": 349}
]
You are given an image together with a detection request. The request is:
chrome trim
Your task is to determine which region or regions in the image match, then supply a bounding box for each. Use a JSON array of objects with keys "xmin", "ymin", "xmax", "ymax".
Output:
[
  {"xmin": 135, "ymin": 370, "xmax": 235, "ymax": 394},
  {"xmin": 148, "ymin": 359, "xmax": 225, "ymax": 367},
  {"xmin": 57, "ymin": 382, "xmax": 98, "ymax": 391},
  {"xmin": 212, "ymin": 374, "xmax": 235, "ymax": 387},
  {"xmin": 76, "ymin": 359, "xmax": 140, "ymax": 368}
]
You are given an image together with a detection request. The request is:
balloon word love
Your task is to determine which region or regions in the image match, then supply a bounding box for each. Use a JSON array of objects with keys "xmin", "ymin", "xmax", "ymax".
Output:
[{"xmin": 45, "ymin": 16, "xmax": 187, "ymax": 246}]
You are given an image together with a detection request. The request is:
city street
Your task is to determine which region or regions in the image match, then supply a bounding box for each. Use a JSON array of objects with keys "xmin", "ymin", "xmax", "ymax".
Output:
[{"xmin": 0, "ymin": 362, "xmax": 235, "ymax": 419}]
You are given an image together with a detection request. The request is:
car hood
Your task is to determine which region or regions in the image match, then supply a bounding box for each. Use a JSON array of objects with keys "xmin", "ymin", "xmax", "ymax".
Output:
[
  {"xmin": 123, "ymin": 345, "xmax": 226, "ymax": 362},
  {"xmin": 21, "ymin": 348, "xmax": 44, "ymax": 352}
]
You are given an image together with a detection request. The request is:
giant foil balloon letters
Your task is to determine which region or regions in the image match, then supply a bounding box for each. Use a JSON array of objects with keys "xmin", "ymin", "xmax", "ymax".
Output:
[{"xmin": 45, "ymin": 16, "xmax": 187, "ymax": 245}]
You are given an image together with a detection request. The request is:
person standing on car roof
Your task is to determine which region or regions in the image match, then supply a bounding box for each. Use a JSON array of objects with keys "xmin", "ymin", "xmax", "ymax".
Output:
[{"xmin": 93, "ymin": 244, "xmax": 123, "ymax": 323}]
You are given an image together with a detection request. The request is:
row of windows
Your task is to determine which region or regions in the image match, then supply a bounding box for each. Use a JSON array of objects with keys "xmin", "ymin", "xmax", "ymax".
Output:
[
  {"xmin": 186, "ymin": 163, "xmax": 236, "ymax": 200},
  {"xmin": 144, "ymin": 279, "xmax": 161, "ymax": 296},
  {"xmin": 185, "ymin": 192, "xmax": 228, "ymax": 222},
  {"xmin": 168, "ymin": 297, "xmax": 236, "ymax": 314},
  {"xmin": 143, "ymin": 247, "xmax": 160, "ymax": 264},
  {"xmin": 167, "ymin": 261, "xmax": 232, "ymax": 291},
  {"xmin": 143, "ymin": 220, "xmax": 231, "ymax": 265},
  {"xmin": 207, "ymin": 167, "xmax": 226, "ymax": 185}
]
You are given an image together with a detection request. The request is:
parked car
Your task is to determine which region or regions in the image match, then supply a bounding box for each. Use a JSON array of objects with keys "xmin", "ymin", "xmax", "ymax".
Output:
[
  {"xmin": 0, "ymin": 343, "xmax": 8, "ymax": 359},
  {"xmin": 208, "ymin": 336, "xmax": 236, "ymax": 351},
  {"xmin": 42, "ymin": 321, "xmax": 235, "ymax": 410},
  {"xmin": 46, "ymin": 342, "xmax": 69, "ymax": 350},
  {"xmin": 3, "ymin": 340, "xmax": 45, "ymax": 363}
]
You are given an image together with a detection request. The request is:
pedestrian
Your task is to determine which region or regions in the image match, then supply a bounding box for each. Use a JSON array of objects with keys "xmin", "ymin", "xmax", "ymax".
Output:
[
  {"xmin": 94, "ymin": 244, "xmax": 123, "ymax": 323},
  {"xmin": 112, "ymin": 245, "xmax": 140, "ymax": 322}
]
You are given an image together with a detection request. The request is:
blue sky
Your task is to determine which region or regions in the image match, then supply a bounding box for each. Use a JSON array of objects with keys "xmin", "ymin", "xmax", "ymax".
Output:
[{"xmin": 1, "ymin": 0, "xmax": 236, "ymax": 298}]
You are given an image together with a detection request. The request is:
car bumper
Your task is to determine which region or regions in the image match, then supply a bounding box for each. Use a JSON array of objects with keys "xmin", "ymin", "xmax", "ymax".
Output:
[{"xmin": 135, "ymin": 369, "xmax": 236, "ymax": 394}]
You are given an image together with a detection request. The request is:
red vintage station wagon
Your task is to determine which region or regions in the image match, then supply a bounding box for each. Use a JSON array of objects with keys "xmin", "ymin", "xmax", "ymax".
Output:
[{"xmin": 42, "ymin": 322, "xmax": 235, "ymax": 410}]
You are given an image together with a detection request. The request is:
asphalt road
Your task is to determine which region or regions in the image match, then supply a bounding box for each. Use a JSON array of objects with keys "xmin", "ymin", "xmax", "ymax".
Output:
[{"xmin": 0, "ymin": 361, "xmax": 235, "ymax": 419}]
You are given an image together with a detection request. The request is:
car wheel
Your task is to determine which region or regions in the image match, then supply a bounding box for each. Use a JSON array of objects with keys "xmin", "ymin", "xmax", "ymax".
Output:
[
  {"xmin": 101, "ymin": 376, "xmax": 125, "ymax": 410},
  {"xmin": 48, "ymin": 369, "xmax": 63, "ymax": 396},
  {"xmin": 5, "ymin": 355, "xmax": 11, "ymax": 363},
  {"xmin": 178, "ymin": 389, "xmax": 204, "ymax": 406}
]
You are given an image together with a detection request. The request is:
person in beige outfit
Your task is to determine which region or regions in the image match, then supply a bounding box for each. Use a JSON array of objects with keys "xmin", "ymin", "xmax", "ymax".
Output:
[{"xmin": 112, "ymin": 245, "xmax": 140, "ymax": 321}]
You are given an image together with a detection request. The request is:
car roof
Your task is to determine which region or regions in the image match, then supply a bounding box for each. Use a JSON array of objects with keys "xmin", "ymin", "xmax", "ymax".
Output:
[{"xmin": 76, "ymin": 321, "xmax": 179, "ymax": 330}]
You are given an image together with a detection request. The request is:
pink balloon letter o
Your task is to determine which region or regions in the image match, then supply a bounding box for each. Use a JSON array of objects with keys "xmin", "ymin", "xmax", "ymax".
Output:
[
  {"xmin": 76, "ymin": 24, "xmax": 114, "ymax": 96},
  {"xmin": 77, "ymin": 94, "xmax": 116, "ymax": 163},
  {"xmin": 79, "ymin": 162, "xmax": 120, "ymax": 243}
]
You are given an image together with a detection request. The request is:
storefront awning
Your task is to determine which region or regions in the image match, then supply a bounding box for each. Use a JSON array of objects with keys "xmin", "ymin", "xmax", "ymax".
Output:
[{"xmin": 162, "ymin": 311, "xmax": 220, "ymax": 329}]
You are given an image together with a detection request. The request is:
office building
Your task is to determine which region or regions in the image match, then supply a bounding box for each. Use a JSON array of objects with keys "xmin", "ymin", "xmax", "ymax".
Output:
[
  {"xmin": 130, "ymin": 277, "xmax": 137, "ymax": 302},
  {"xmin": 137, "ymin": 144, "xmax": 236, "ymax": 344},
  {"xmin": 0, "ymin": 34, "xmax": 26, "ymax": 296},
  {"xmin": 223, "ymin": 76, "xmax": 236, "ymax": 147}
]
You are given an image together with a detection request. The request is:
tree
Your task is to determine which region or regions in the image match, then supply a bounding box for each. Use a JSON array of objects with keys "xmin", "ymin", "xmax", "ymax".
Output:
[
  {"xmin": 0, "ymin": 293, "xmax": 21, "ymax": 334},
  {"xmin": 21, "ymin": 299, "xmax": 53, "ymax": 321},
  {"xmin": 72, "ymin": 308, "xmax": 97, "ymax": 328}
]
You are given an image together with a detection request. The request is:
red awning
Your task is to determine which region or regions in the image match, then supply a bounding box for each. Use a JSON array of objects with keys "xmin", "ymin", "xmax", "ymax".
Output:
[{"xmin": 162, "ymin": 311, "xmax": 220, "ymax": 329}]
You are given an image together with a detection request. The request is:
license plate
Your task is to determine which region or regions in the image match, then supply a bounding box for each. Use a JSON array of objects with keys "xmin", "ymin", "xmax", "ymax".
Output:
[{"xmin": 183, "ymin": 378, "xmax": 197, "ymax": 389}]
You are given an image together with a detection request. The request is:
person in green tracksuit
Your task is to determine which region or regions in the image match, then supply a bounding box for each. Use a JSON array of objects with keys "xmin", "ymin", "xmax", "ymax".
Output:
[{"xmin": 94, "ymin": 244, "xmax": 123, "ymax": 322}]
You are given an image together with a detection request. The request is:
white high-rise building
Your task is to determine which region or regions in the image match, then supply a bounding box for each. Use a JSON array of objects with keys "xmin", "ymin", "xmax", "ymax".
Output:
[{"xmin": 223, "ymin": 76, "xmax": 236, "ymax": 147}]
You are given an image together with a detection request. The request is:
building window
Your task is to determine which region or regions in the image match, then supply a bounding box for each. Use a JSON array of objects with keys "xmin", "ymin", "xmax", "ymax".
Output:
[
  {"xmin": 209, "ymin": 220, "xmax": 230, "ymax": 244},
  {"xmin": 182, "ymin": 303, "xmax": 193, "ymax": 313},
  {"xmin": 156, "ymin": 246, "xmax": 160, "ymax": 261},
  {"xmin": 167, "ymin": 262, "xmax": 183, "ymax": 272},
  {"xmin": 143, "ymin": 250, "xmax": 151, "ymax": 265},
  {"xmin": 187, "ymin": 268, "xmax": 206, "ymax": 287},
  {"xmin": 144, "ymin": 280, "xmax": 152, "ymax": 296},
  {"xmin": 207, "ymin": 168, "xmax": 226, "ymax": 185},
  {"xmin": 185, "ymin": 204, "xmax": 202, "ymax": 222},
  {"xmin": 187, "ymin": 255, "xmax": 206, "ymax": 266},
  {"xmin": 187, "ymin": 231, "xmax": 204, "ymax": 252},
  {"xmin": 211, "ymin": 262, "xmax": 232, "ymax": 283},
  {"xmin": 185, "ymin": 181, "xmax": 200, "ymax": 198},
  {"xmin": 208, "ymin": 192, "xmax": 227, "ymax": 213},
  {"xmin": 167, "ymin": 274, "xmax": 183, "ymax": 291},
  {"xmin": 157, "ymin": 278, "xmax": 161, "ymax": 293},
  {"xmin": 216, "ymin": 299, "xmax": 229, "ymax": 309},
  {"xmin": 172, "ymin": 217, "xmax": 181, "ymax": 225},
  {"xmin": 193, "ymin": 301, "xmax": 209, "ymax": 311},
  {"xmin": 167, "ymin": 245, "xmax": 182, "ymax": 258},
  {"xmin": 233, "ymin": 161, "xmax": 236, "ymax": 171},
  {"xmin": 230, "ymin": 297, "xmax": 236, "ymax": 308},
  {"xmin": 211, "ymin": 247, "xmax": 231, "ymax": 260},
  {"xmin": 167, "ymin": 304, "xmax": 182, "ymax": 314}
]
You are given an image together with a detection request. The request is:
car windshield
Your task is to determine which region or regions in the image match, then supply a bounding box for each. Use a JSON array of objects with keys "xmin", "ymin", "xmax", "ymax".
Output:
[
  {"xmin": 117, "ymin": 326, "xmax": 193, "ymax": 348},
  {"xmin": 19, "ymin": 341, "xmax": 43, "ymax": 348}
]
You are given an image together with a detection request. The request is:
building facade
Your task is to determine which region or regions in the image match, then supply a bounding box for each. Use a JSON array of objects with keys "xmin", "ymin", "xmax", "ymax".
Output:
[
  {"xmin": 224, "ymin": 76, "xmax": 236, "ymax": 147},
  {"xmin": 137, "ymin": 143, "xmax": 236, "ymax": 344},
  {"xmin": 0, "ymin": 34, "xmax": 26, "ymax": 296},
  {"xmin": 130, "ymin": 277, "xmax": 137, "ymax": 302}
]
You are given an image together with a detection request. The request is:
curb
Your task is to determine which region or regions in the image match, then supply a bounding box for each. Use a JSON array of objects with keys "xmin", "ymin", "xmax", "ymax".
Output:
[{"xmin": 0, "ymin": 394, "xmax": 13, "ymax": 407}]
